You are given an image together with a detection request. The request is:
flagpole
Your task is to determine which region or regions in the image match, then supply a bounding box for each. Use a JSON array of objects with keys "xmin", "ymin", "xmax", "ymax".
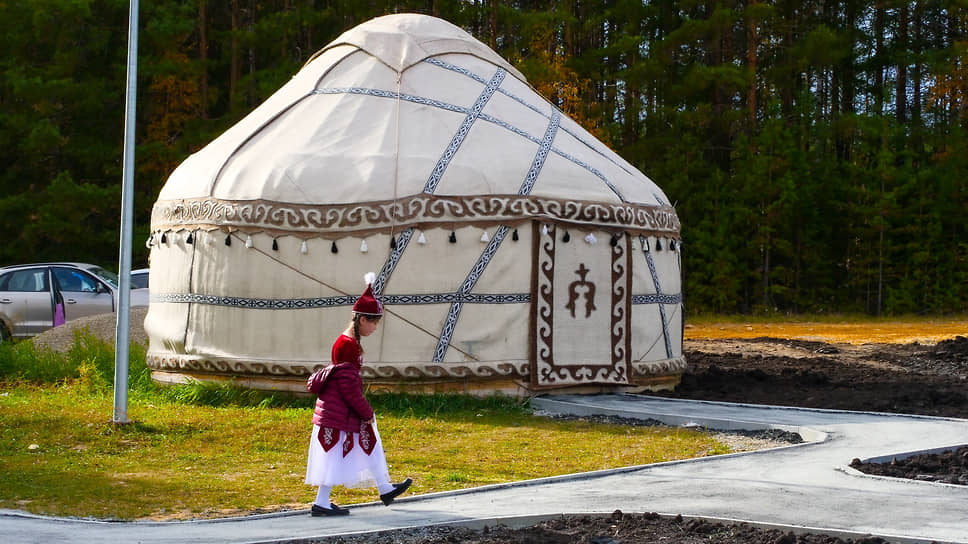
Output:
[{"xmin": 114, "ymin": 0, "xmax": 139, "ymax": 424}]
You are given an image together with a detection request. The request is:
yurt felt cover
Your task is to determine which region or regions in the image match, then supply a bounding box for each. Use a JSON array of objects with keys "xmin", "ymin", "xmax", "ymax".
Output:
[{"xmin": 146, "ymin": 13, "xmax": 684, "ymax": 394}]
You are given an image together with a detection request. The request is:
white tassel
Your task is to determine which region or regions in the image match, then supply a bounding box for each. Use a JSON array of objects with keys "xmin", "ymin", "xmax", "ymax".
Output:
[
  {"xmin": 300, "ymin": 240, "xmax": 308, "ymax": 254},
  {"xmin": 360, "ymin": 239, "xmax": 368, "ymax": 253},
  {"xmin": 542, "ymin": 224, "xmax": 549, "ymax": 236},
  {"xmin": 480, "ymin": 230, "xmax": 490, "ymax": 243},
  {"xmin": 584, "ymin": 233, "xmax": 597, "ymax": 244},
  {"xmin": 364, "ymin": 272, "xmax": 376, "ymax": 286},
  {"xmin": 245, "ymin": 235, "xmax": 253, "ymax": 248},
  {"xmin": 417, "ymin": 232, "xmax": 427, "ymax": 245}
]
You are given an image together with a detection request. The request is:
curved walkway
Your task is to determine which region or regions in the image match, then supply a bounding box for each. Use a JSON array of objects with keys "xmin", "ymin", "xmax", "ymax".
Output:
[{"xmin": 3, "ymin": 394, "xmax": 968, "ymax": 544}]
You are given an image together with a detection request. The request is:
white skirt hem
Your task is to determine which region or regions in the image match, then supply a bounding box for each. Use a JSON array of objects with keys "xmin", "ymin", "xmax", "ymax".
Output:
[{"xmin": 305, "ymin": 424, "xmax": 391, "ymax": 489}]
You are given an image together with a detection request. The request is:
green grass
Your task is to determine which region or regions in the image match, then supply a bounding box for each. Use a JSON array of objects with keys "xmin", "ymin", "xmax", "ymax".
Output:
[{"xmin": 0, "ymin": 333, "xmax": 732, "ymax": 521}]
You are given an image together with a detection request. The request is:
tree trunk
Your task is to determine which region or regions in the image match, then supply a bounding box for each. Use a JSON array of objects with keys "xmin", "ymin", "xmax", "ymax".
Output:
[
  {"xmin": 874, "ymin": 2, "xmax": 884, "ymax": 115},
  {"xmin": 746, "ymin": 0, "xmax": 759, "ymax": 130},
  {"xmin": 248, "ymin": 0, "xmax": 256, "ymax": 108},
  {"xmin": 781, "ymin": 3, "xmax": 795, "ymax": 120},
  {"xmin": 623, "ymin": 24, "xmax": 641, "ymax": 148},
  {"xmin": 564, "ymin": 0, "xmax": 575, "ymax": 58},
  {"xmin": 230, "ymin": 0, "xmax": 241, "ymax": 112},
  {"xmin": 794, "ymin": 227, "xmax": 801, "ymax": 314},
  {"xmin": 877, "ymin": 174, "xmax": 886, "ymax": 317},
  {"xmin": 304, "ymin": 0, "xmax": 313, "ymax": 58},
  {"xmin": 896, "ymin": 3, "xmax": 908, "ymax": 124},
  {"xmin": 762, "ymin": 230, "xmax": 771, "ymax": 309},
  {"xmin": 843, "ymin": 2, "xmax": 856, "ymax": 115},
  {"xmin": 912, "ymin": 0, "xmax": 923, "ymax": 152},
  {"xmin": 281, "ymin": 0, "xmax": 290, "ymax": 61},
  {"xmin": 837, "ymin": 1, "xmax": 857, "ymax": 160},
  {"xmin": 199, "ymin": 0, "xmax": 208, "ymax": 119},
  {"xmin": 604, "ymin": 19, "xmax": 617, "ymax": 134},
  {"xmin": 489, "ymin": 0, "xmax": 499, "ymax": 49},
  {"xmin": 949, "ymin": 9, "xmax": 961, "ymax": 126},
  {"xmin": 877, "ymin": 227, "xmax": 884, "ymax": 316}
]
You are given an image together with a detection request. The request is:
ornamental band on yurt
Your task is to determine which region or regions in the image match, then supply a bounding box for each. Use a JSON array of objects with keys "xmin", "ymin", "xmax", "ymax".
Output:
[{"xmin": 144, "ymin": 14, "xmax": 684, "ymax": 397}]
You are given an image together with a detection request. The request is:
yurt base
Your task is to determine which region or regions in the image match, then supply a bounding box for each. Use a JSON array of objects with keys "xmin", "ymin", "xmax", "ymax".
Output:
[
  {"xmin": 366, "ymin": 374, "xmax": 683, "ymax": 398},
  {"xmin": 148, "ymin": 369, "xmax": 682, "ymax": 399}
]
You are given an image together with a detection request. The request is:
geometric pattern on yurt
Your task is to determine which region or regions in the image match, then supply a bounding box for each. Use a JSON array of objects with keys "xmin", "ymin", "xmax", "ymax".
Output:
[
  {"xmin": 532, "ymin": 224, "xmax": 635, "ymax": 389},
  {"xmin": 431, "ymin": 110, "xmax": 561, "ymax": 363},
  {"xmin": 151, "ymin": 195, "xmax": 680, "ymax": 235},
  {"xmin": 642, "ymin": 235, "xmax": 674, "ymax": 359}
]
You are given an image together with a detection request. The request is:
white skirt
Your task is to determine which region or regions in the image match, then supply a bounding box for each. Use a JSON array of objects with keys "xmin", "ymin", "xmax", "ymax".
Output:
[{"xmin": 305, "ymin": 423, "xmax": 391, "ymax": 488}]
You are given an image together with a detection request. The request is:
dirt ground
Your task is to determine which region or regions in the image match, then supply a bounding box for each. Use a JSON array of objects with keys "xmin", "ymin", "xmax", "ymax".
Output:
[
  {"xmin": 315, "ymin": 334, "xmax": 968, "ymax": 544},
  {"xmin": 316, "ymin": 511, "xmax": 895, "ymax": 544},
  {"xmin": 666, "ymin": 335, "xmax": 968, "ymax": 419}
]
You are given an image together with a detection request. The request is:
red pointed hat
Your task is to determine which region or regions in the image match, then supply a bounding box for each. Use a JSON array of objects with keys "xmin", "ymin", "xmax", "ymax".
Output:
[{"xmin": 352, "ymin": 273, "xmax": 383, "ymax": 316}]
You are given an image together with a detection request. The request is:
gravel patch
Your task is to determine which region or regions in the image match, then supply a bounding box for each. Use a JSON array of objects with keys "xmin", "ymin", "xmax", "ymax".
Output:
[
  {"xmin": 536, "ymin": 412, "xmax": 803, "ymax": 452},
  {"xmin": 29, "ymin": 307, "xmax": 149, "ymax": 352}
]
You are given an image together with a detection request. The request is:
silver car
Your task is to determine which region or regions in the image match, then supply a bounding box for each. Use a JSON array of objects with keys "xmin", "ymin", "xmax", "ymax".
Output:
[
  {"xmin": 0, "ymin": 262, "xmax": 147, "ymax": 342},
  {"xmin": 130, "ymin": 268, "xmax": 150, "ymax": 289}
]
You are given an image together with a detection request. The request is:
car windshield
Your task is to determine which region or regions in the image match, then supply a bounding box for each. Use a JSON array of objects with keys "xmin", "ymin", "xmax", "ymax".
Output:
[{"xmin": 87, "ymin": 265, "xmax": 119, "ymax": 289}]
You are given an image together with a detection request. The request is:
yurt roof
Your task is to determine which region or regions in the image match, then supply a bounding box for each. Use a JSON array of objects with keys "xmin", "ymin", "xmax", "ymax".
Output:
[{"xmin": 152, "ymin": 13, "xmax": 679, "ymax": 239}]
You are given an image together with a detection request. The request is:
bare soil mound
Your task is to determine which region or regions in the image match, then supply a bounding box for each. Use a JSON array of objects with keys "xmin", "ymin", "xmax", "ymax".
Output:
[
  {"xmin": 849, "ymin": 445, "xmax": 968, "ymax": 485},
  {"xmin": 664, "ymin": 336, "xmax": 968, "ymax": 418},
  {"xmin": 318, "ymin": 511, "xmax": 892, "ymax": 544}
]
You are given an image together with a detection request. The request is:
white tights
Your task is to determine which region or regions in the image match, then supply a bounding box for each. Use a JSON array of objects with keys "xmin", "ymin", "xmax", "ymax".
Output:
[
  {"xmin": 314, "ymin": 485, "xmax": 332, "ymax": 508},
  {"xmin": 314, "ymin": 478, "xmax": 395, "ymax": 509}
]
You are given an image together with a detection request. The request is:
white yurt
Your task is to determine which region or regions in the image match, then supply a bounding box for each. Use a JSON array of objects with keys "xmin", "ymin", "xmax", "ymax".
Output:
[{"xmin": 145, "ymin": 13, "xmax": 684, "ymax": 397}]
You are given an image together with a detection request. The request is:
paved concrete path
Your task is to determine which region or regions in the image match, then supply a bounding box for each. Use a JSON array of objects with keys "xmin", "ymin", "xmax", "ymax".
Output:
[{"xmin": 3, "ymin": 394, "xmax": 967, "ymax": 544}]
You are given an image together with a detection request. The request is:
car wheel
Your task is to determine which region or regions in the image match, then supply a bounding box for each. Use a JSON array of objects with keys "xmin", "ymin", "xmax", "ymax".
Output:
[{"xmin": 0, "ymin": 322, "xmax": 10, "ymax": 344}]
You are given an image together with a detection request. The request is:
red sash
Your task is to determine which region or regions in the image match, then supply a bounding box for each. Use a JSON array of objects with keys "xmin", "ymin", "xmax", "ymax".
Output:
[
  {"xmin": 319, "ymin": 426, "xmax": 339, "ymax": 452},
  {"xmin": 359, "ymin": 422, "xmax": 376, "ymax": 455},
  {"xmin": 318, "ymin": 425, "xmax": 376, "ymax": 457}
]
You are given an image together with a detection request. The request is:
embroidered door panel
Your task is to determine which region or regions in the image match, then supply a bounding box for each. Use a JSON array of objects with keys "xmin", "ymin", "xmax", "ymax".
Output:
[{"xmin": 531, "ymin": 224, "xmax": 631, "ymax": 389}]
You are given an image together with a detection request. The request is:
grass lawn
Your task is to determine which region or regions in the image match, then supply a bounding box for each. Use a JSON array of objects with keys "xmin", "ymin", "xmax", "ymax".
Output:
[
  {"xmin": 0, "ymin": 334, "xmax": 731, "ymax": 521},
  {"xmin": 685, "ymin": 314, "xmax": 968, "ymax": 344}
]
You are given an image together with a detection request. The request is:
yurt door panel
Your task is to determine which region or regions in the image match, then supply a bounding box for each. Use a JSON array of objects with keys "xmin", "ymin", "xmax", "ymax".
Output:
[{"xmin": 532, "ymin": 225, "xmax": 631, "ymax": 389}]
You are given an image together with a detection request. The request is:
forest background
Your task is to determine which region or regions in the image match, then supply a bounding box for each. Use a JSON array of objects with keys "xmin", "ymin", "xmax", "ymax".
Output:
[{"xmin": 1, "ymin": 0, "xmax": 966, "ymax": 316}]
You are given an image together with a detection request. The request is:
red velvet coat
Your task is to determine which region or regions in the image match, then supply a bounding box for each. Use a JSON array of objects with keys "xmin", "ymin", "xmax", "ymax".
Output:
[{"xmin": 311, "ymin": 335, "xmax": 374, "ymax": 434}]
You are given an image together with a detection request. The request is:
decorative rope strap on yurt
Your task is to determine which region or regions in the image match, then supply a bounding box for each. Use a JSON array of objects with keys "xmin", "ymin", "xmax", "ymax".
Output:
[{"xmin": 151, "ymin": 195, "xmax": 681, "ymax": 238}]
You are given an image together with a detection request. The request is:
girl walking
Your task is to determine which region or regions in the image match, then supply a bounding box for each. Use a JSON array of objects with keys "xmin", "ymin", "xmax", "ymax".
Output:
[{"xmin": 305, "ymin": 273, "xmax": 412, "ymax": 516}]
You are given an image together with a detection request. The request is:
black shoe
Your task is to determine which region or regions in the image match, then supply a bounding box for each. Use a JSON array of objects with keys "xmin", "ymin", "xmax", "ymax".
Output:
[
  {"xmin": 311, "ymin": 503, "xmax": 350, "ymax": 516},
  {"xmin": 380, "ymin": 478, "xmax": 412, "ymax": 506}
]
